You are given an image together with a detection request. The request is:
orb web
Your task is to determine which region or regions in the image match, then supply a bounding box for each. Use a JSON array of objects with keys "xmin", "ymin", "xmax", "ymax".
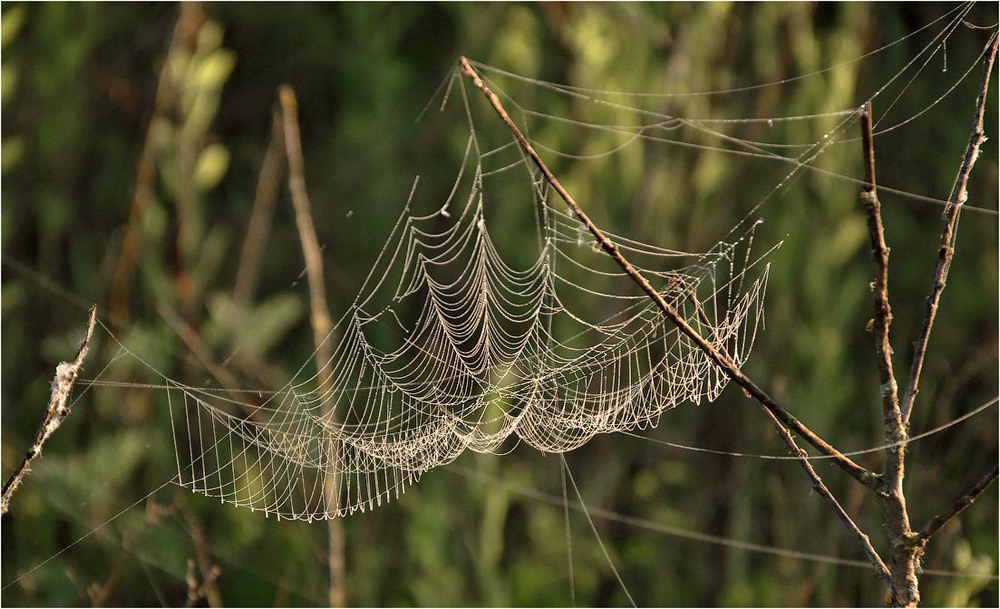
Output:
[{"xmin": 167, "ymin": 105, "xmax": 775, "ymax": 519}]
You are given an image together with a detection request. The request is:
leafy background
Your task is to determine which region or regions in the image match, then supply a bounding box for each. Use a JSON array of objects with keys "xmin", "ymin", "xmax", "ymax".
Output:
[{"xmin": 2, "ymin": 2, "xmax": 997, "ymax": 606}]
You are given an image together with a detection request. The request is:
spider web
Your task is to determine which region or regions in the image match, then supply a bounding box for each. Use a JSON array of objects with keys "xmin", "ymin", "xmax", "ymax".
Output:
[
  {"xmin": 163, "ymin": 64, "xmax": 803, "ymax": 519},
  {"xmin": 167, "ymin": 122, "xmax": 775, "ymax": 519}
]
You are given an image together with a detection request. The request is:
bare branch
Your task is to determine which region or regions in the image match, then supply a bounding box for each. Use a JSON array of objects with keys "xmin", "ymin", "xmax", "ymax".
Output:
[
  {"xmin": 901, "ymin": 34, "xmax": 999, "ymax": 426},
  {"xmin": 2, "ymin": 305, "xmax": 97, "ymax": 515},
  {"xmin": 918, "ymin": 464, "xmax": 999, "ymax": 543},
  {"xmin": 278, "ymin": 84, "xmax": 346, "ymax": 608},
  {"xmin": 859, "ymin": 102, "xmax": 903, "ymax": 435},
  {"xmin": 458, "ymin": 56, "xmax": 882, "ymax": 492},
  {"xmin": 861, "ymin": 101, "xmax": 921, "ymax": 607}
]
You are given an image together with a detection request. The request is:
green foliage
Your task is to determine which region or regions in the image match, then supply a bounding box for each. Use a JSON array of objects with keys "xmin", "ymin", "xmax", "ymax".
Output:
[{"xmin": 2, "ymin": 3, "xmax": 997, "ymax": 607}]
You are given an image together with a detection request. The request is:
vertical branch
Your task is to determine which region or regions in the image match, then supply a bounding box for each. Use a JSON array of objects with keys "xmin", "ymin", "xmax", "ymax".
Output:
[
  {"xmin": 2, "ymin": 305, "xmax": 97, "ymax": 515},
  {"xmin": 859, "ymin": 102, "xmax": 902, "ymax": 428},
  {"xmin": 900, "ymin": 34, "xmax": 998, "ymax": 426},
  {"xmin": 278, "ymin": 85, "xmax": 346, "ymax": 608},
  {"xmin": 859, "ymin": 102, "xmax": 918, "ymax": 607},
  {"xmin": 458, "ymin": 57, "xmax": 892, "ymax": 587}
]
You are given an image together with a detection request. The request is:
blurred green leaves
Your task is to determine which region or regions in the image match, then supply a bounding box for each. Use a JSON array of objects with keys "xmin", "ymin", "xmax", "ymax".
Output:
[{"xmin": 1, "ymin": 5, "xmax": 26, "ymax": 170}]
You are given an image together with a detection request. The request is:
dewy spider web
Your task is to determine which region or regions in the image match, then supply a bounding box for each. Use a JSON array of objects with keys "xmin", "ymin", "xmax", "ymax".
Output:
[
  {"xmin": 155, "ymin": 1, "xmax": 987, "ymax": 521},
  {"xmin": 165, "ymin": 93, "xmax": 776, "ymax": 520}
]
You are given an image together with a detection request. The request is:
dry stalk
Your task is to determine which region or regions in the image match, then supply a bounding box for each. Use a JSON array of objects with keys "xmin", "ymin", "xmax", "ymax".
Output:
[
  {"xmin": 901, "ymin": 34, "xmax": 998, "ymax": 427},
  {"xmin": 859, "ymin": 102, "xmax": 919, "ymax": 607},
  {"xmin": 278, "ymin": 84, "xmax": 346, "ymax": 608},
  {"xmin": 234, "ymin": 110, "xmax": 286, "ymax": 308},
  {"xmin": 2, "ymin": 305, "xmax": 97, "ymax": 515}
]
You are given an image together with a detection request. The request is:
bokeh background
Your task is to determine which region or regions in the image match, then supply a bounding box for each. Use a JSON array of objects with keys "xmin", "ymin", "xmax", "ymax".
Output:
[{"xmin": 2, "ymin": 2, "xmax": 997, "ymax": 606}]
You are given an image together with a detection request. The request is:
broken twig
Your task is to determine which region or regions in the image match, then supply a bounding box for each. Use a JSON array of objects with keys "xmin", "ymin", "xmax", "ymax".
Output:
[{"xmin": 2, "ymin": 305, "xmax": 98, "ymax": 515}]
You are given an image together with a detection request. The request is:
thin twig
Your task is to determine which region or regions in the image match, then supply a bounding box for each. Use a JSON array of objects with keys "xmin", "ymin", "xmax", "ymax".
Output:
[
  {"xmin": 917, "ymin": 464, "xmax": 999, "ymax": 543},
  {"xmin": 756, "ymin": 405, "xmax": 892, "ymax": 584},
  {"xmin": 458, "ymin": 56, "xmax": 881, "ymax": 492},
  {"xmin": 278, "ymin": 84, "xmax": 346, "ymax": 608},
  {"xmin": 900, "ymin": 33, "xmax": 998, "ymax": 427},
  {"xmin": 859, "ymin": 102, "xmax": 903, "ymax": 438},
  {"xmin": 2, "ymin": 305, "xmax": 97, "ymax": 515}
]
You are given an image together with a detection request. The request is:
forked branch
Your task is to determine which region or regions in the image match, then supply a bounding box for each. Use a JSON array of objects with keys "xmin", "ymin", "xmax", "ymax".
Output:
[
  {"xmin": 2, "ymin": 305, "xmax": 97, "ymax": 515},
  {"xmin": 458, "ymin": 56, "xmax": 890, "ymax": 584},
  {"xmin": 757, "ymin": 405, "xmax": 891, "ymax": 582}
]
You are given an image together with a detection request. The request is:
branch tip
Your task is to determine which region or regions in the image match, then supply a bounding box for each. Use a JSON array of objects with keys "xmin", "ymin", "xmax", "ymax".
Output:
[{"xmin": 1, "ymin": 305, "xmax": 98, "ymax": 515}]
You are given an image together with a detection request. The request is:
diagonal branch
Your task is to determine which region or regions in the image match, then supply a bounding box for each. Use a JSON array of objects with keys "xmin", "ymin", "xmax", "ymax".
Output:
[
  {"xmin": 458, "ymin": 56, "xmax": 881, "ymax": 492},
  {"xmin": 917, "ymin": 464, "xmax": 999, "ymax": 543},
  {"xmin": 2, "ymin": 305, "xmax": 97, "ymax": 515},
  {"xmin": 757, "ymin": 405, "xmax": 891, "ymax": 584},
  {"xmin": 901, "ymin": 34, "xmax": 998, "ymax": 427},
  {"xmin": 459, "ymin": 56, "xmax": 892, "ymax": 585}
]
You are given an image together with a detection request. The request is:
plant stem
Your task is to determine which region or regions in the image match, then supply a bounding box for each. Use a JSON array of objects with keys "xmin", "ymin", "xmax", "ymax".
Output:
[
  {"xmin": 279, "ymin": 84, "xmax": 346, "ymax": 608},
  {"xmin": 109, "ymin": 3, "xmax": 205, "ymax": 324},
  {"xmin": 2, "ymin": 305, "xmax": 97, "ymax": 515},
  {"xmin": 900, "ymin": 34, "xmax": 998, "ymax": 427},
  {"xmin": 860, "ymin": 101, "xmax": 919, "ymax": 608}
]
